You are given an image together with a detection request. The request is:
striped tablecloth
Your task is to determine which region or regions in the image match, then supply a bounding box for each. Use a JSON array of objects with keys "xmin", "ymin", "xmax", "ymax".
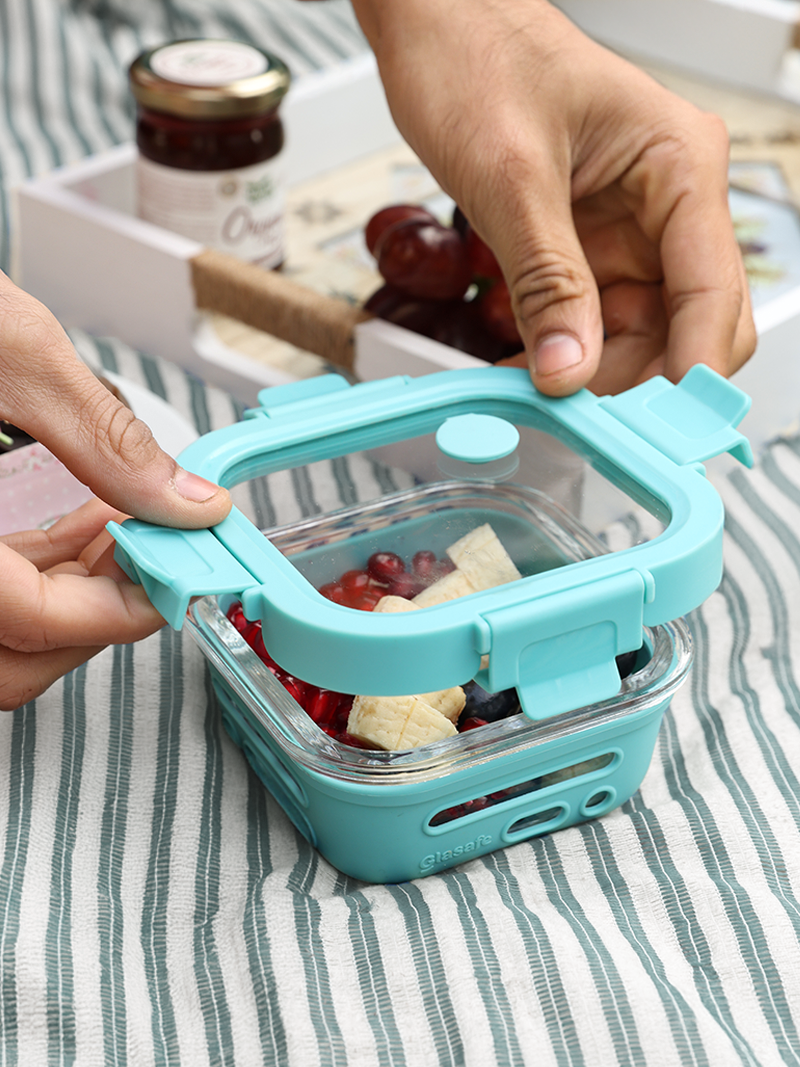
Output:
[
  {"xmin": 3, "ymin": 332, "xmax": 800, "ymax": 1067},
  {"xmin": 4, "ymin": 3, "xmax": 800, "ymax": 1064}
]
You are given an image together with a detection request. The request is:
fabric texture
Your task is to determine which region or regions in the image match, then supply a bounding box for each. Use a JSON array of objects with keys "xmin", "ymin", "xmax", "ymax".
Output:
[{"xmin": 2, "ymin": 332, "xmax": 800, "ymax": 1066}]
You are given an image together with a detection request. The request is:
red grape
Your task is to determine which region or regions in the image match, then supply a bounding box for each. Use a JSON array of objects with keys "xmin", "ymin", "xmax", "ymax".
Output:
[
  {"xmin": 365, "ymin": 204, "xmax": 436, "ymax": 257},
  {"xmin": 386, "ymin": 572, "xmax": 425, "ymax": 599},
  {"xmin": 367, "ymin": 551, "xmax": 405, "ymax": 583},
  {"xmin": 376, "ymin": 218, "xmax": 472, "ymax": 301},
  {"xmin": 451, "ymin": 204, "xmax": 470, "ymax": 237},
  {"xmin": 478, "ymin": 279, "xmax": 523, "ymax": 346},
  {"xmin": 466, "ymin": 228, "xmax": 503, "ymax": 280},
  {"xmin": 412, "ymin": 550, "xmax": 437, "ymax": 578}
]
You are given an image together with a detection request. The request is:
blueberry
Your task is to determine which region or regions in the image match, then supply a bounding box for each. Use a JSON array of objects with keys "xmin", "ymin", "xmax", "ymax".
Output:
[
  {"xmin": 616, "ymin": 645, "xmax": 648, "ymax": 680},
  {"xmin": 461, "ymin": 680, "xmax": 521, "ymax": 724}
]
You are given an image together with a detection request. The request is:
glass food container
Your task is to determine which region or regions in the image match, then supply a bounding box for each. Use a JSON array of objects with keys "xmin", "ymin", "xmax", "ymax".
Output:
[
  {"xmin": 129, "ymin": 38, "xmax": 290, "ymax": 268},
  {"xmin": 109, "ymin": 365, "xmax": 752, "ymax": 882}
]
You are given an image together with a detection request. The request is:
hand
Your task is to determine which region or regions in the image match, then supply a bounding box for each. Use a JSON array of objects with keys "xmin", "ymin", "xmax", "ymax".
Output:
[
  {"xmin": 0, "ymin": 499, "xmax": 167, "ymax": 710},
  {"xmin": 352, "ymin": 0, "xmax": 756, "ymax": 396},
  {"xmin": 0, "ymin": 273, "xmax": 232, "ymax": 709}
]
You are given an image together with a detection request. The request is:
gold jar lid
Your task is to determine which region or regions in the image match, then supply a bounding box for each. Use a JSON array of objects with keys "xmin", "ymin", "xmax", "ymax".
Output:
[{"xmin": 129, "ymin": 39, "xmax": 290, "ymax": 119}]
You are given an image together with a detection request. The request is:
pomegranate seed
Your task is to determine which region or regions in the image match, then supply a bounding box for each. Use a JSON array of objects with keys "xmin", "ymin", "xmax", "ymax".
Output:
[
  {"xmin": 226, "ymin": 602, "xmax": 248, "ymax": 632},
  {"xmin": 367, "ymin": 551, "xmax": 406, "ymax": 583},
  {"xmin": 319, "ymin": 581, "xmax": 346, "ymax": 604},
  {"xmin": 461, "ymin": 716, "xmax": 489, "ymax": 730},
  {"xmin": 280, "ymin": 676, "xmax": 307, "ymax": 707},
  {"xmin": 340, "ymin": 569, "xmax": 370, "ymax": 592},
  {"xmin": 352, "ymin": 590, "xmax": 383, "ymax": 611},
  {"xmin": 307, "ymin": 689, "xmax": 341, "ymax": 726}
]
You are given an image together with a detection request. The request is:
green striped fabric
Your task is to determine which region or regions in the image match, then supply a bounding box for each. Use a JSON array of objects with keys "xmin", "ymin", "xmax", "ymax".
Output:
[
  {"xmin": 2, "ymin": 330, "xmax": 800, "ymax": 1066},
  {"xmin": 3, "ymin": 2, "xmax": 800, "ymax": 1063}
]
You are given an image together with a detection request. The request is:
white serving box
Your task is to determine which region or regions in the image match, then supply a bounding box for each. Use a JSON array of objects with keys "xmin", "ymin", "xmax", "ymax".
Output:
[
  {"xmin": 15, "ymin": 54, "xmax": 800, "ymax": 465},
  {"xmin": 552, "ymin": 0, "xmax": 800, "ymax": 101}
]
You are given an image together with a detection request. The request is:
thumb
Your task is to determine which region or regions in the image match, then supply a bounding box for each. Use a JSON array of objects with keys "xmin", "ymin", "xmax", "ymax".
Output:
[
  {"xmin": 486, "ymin": 178, "xmax": 604, "ymax": 398},
  {"xmin": 0, "ymin": 275, "xmax": 231, "ymax": 529}
]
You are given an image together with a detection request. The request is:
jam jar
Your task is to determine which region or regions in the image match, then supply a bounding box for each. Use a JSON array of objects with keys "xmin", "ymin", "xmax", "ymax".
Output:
[{"xmin": 129, "ymin": 39, "xmax": 291, "ymax": 268}]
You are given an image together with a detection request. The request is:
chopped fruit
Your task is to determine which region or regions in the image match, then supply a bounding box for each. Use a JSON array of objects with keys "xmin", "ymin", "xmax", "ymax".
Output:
[
  {"xmin": 347, "ymin": 693, "xmax": 458, "ymax": 750},
  {"xmin": 446, "ymin": 523, "xmax": 522, "ymax": 591},
  {"xmin": 226, "ymin": 524, "xmax": 644, "ymax": 752}
]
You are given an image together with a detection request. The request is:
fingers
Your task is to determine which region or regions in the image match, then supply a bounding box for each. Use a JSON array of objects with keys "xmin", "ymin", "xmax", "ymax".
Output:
[
  {"xmin": 0, "ymin": 273, "xmax": 231, "ymax": 529},
  {"xmin": 0, "ymin": 498, "xmax": 165, "ymax": 711},
  {"xmin": 503, "ymin": 182, "xmax": 606, "ymax": 397},
  {"xmin": 0, "ymin": 541, "xmax": 164, "ymax": 654},
  {"xmin": 588, "ymin": 282, "xmax": 667, "ymax": 396},
  {"xmin": 0, "ymin": 497, "xmax": 126, "ymax": 570},
  {"xmin": 624, "ymin": 117, "xmax": 756, "ymax": 384}
]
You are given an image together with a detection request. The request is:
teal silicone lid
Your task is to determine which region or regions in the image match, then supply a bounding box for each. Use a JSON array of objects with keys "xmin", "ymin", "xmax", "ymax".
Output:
[{"xmin": 109, "ymin": 365, "xmax": 751, "ymax": 720}]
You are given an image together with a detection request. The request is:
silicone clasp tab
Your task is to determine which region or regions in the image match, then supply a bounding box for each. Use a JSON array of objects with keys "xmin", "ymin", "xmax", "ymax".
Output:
[
  {"xmin": 478, "ymin": 569, "xmax": 646, "ymax": 719},
  {"xmin": 109, "ymin": 519, "xmax": 257, "ymax": 629},
  {"xmin": 600, "ymin": 364, "xmax": 753, "ymax": 468}
]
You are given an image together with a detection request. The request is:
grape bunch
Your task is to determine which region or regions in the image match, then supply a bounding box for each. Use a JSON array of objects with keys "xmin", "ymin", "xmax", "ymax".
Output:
[{"xmin": 363, "ymin": 203, "xmax": 523, "ymax": 364}]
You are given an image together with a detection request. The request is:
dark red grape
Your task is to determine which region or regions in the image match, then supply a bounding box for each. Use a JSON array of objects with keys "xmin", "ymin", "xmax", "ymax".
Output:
[
  {"xmin": 363, "ymin": 283, "xmax": 413, "ymax": 319},
  {"xmin": 477, "ymin": 279, "xmax": 523, "ymax": 345},
  {"xmin": 451, "ymin": 204, "xmax": 470, "ymax": 237},
  {"xmin": 365, "ymin": 204, "xmax": 437, "ymax": 257},
  {"xmin": 411, "ymin": 550, "xmax": 437, "ymax": 579},
  {"xmin": 376, "ymin": 219, "xmax": 472, "ymax": 300},
  {"xmin": 367, "ymin": 551, "xmax": 405, "ymax": 583},
  {"xmin": 466, "ymin": 228, "xmax": 503, "ymax": 280},
  {"xmin": 386, "ymin": 572, "xmax": 425, "ymax": 599}
]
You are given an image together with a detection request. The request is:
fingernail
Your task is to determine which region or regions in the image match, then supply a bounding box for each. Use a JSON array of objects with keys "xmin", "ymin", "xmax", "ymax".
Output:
[
  {"xmin": 173, "ymin": 467, "xmax": 220, "ymax": 503},
  {"xmin": 533, "ymin": 334, "xmax": 583, "ymax": 376}
]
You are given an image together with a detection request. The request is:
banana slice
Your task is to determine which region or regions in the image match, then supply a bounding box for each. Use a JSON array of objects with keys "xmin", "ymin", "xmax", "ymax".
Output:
[
  {"xmin": 446, "ymin": 523, "xmax": 521, "ymax": 591},
  {"xmin": 419, "ymin": 686, "xmax": 466, "ymax": 724},
  {"xmin": 348, "ymin": 693, "xmax": 457, "ymax": 750},
  {"xmin": 374, "ymin": 595, "xmax": 418, "ymax": 613},
  {"xmin": 412, "ymin": 568, "xmax": 476, "ymax": 607}
]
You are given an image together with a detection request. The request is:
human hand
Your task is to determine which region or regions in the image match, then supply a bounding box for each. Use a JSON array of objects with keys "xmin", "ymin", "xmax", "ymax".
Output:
[
  {"xmin": 0, "ymin": 273, "xmax": 231, "ymax": 709},
  {"xmin": 352, "ymin": 0, "xmax": 756, "ymax": 396},
  {"xmin": 0, "ymin": 499, "xmax": 167, "ymax": 710}
]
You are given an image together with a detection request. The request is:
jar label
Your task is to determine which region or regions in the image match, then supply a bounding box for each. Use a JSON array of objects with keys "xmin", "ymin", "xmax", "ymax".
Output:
[{"xmin": 137, "ymin": 156, "xmax": 285, "ymax": 267}]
